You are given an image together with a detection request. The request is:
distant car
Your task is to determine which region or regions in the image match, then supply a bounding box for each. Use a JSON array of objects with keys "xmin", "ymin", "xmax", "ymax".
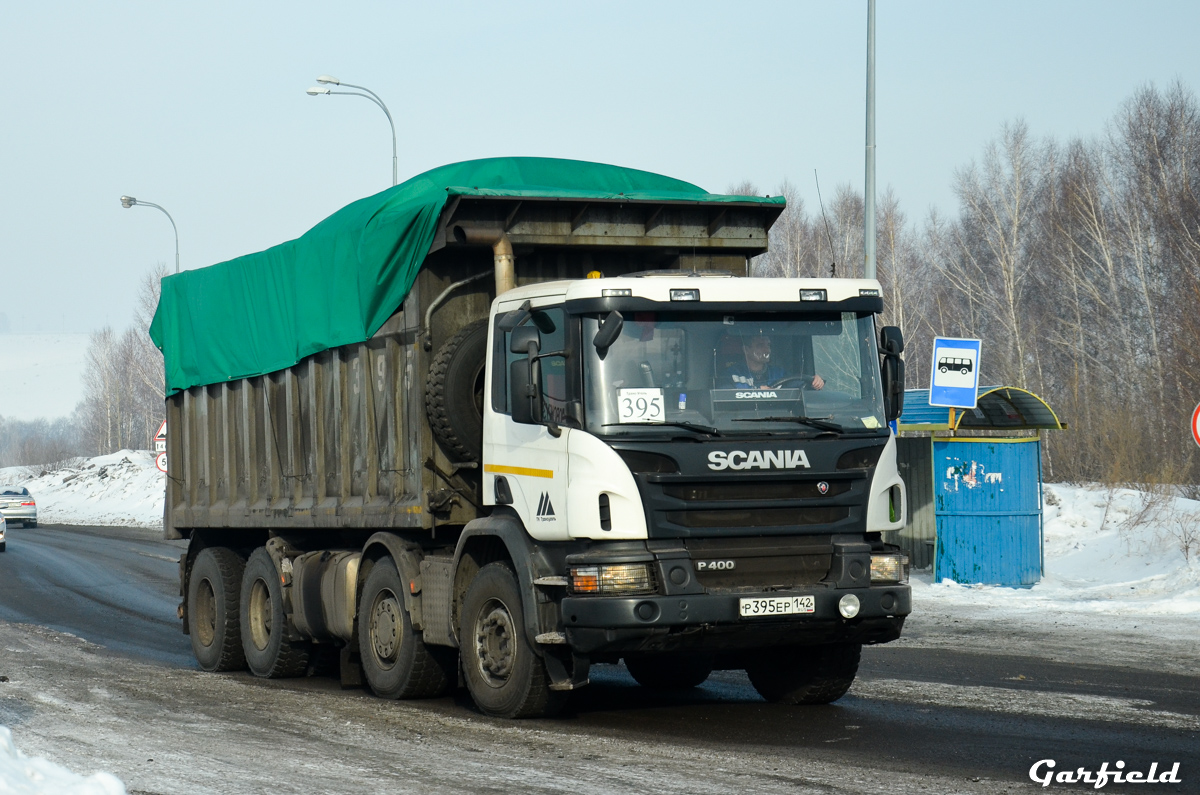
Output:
[
  {"xmin": 0, "ymin": 487, "xmax": 36, "ymax": 528},
  {"xmin": 0, "ymin": 514, "xmax": 6, "ymax": 551}
]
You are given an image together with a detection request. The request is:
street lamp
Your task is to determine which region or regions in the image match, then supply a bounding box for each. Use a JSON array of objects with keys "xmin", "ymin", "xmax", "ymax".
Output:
[
  {"xmin": 120, "ymin": 196, "xmax": 180, "ymax": 274},
  {"xmin": 307, "ymin": 75, "xmax": 398, "ymax": 186}
]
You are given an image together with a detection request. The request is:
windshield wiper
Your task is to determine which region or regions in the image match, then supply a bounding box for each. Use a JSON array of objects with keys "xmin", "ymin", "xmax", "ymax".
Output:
[
  {"xmin": 732, "ymin": 416, "xmax": 844, "ymax": 433},
  {"xmin": 603, "ymin": 421, "xmax": 723, "ymax": 437}
]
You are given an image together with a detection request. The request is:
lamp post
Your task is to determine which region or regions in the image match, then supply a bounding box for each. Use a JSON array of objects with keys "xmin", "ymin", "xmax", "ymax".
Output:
[
  {"xmin": 307, "ymin": 75, "xmax": 398, "ymax": 186},
  {"xmin": 120, "ymin": 196, "xmax": 180, "ymax": 274}
]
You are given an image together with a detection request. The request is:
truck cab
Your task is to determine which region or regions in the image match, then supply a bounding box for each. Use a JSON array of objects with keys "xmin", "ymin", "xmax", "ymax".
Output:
[{"xmin": 453, "ymin": 273, "xmax": 910, "ymax": 714}]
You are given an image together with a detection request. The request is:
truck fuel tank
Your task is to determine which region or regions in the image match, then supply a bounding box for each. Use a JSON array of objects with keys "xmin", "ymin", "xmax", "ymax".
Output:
[{"xmin": 292, "ymin": 551, "xmax": 361, "ymax": 642}]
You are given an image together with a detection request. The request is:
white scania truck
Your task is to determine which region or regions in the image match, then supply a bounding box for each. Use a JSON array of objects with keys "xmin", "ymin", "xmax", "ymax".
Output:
[{"xmin": 157, "ymin": 158, "xmax": 910, "ymax": 718}]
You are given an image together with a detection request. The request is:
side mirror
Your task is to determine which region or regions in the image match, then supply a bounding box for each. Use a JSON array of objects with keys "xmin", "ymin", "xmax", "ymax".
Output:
[
  {"xmin": 592, "ymin": 310, "xmax": 624, "ymax": 352},
  {"xmin": 883, "ymin": 355, "xmax": 905, "ymax": 422},
  {"xmin": 510, "ymin": 357, "xmax": 542, "ymax": 424},
  {"xmin": 880, "ymin": 326, "xmax": 904, "ymax": 355},
  {"xmin": 510, "ymin": 325, "xmax": 541, "ymax": 355}
]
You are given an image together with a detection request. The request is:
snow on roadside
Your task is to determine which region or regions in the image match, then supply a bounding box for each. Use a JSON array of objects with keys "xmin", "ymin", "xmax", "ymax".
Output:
[
  {"xmin": 0, "ymin": 450, "xmax": 164, "ymax": 528},
  {"xmin": 0, "ymin": 725, "xmax": 125, "ymax": 795},
  {"xmin": 915, "ymin": 483, "xmax": 1200, "ymax": 625}
]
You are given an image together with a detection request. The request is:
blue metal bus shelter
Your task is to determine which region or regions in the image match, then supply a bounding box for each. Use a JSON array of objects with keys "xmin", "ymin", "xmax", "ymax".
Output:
[{"xmin": 891, "ymin": 387, "xmax": 1065, "ymax": 587}]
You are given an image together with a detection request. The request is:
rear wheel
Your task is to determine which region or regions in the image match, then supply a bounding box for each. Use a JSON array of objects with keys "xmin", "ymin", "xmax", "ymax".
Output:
[
  {"xmin": 24, "ymin": 521, "xmax": 36, "ymax": 529},
  {"xmin": 240, "ymin": 548, "xmax": 310, "ymax": 678},
  {"xmin": 460, "ymin": 562, "xmax": 565, "ymax": 718},
  {"xmin": 188, "ymin": 547, "xmax": 246, "ymax": 672},
  {"xmin": 358, "ymin": 558, "xmax": 455, "ymax": 699},
  {"xmin": 746, "ymin": 643, "xmax": 861, "ymax": 705},
  {"xmin": 625, "ymin": 654, "xmax": 713, "ymax": 690}
]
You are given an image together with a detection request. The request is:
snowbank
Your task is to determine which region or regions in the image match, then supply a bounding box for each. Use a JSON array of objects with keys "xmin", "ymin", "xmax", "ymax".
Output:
[
  {"xmin": 916, "ymin": 483, "xmax": 1200, "ymax": 621},
  {"xmin": 0, "ymin": 725, "xmax": 125, "ymax": 795},
  {"xmin": 0, "ymin": 450, "xmax": 164, "ymax": 528}
]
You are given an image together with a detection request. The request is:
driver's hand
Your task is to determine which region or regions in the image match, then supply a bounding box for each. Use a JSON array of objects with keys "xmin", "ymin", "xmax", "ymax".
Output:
[{"xmin": 811, "ymin": 374, "xmax": 825, "ymax": 390}]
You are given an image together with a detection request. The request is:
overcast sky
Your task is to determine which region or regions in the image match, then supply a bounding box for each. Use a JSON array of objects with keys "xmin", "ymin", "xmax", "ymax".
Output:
[{"xmin": 3, "ymin": 1, "xmax": 1198, "ymax": 335}]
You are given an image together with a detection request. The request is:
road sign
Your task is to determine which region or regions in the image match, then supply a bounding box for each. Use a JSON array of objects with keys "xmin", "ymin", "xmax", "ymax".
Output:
[
  {"xmin": 154, "ymin": 420, "xmax": 167, "ymax": 441},
  {"xmin": 929, "ymin": 337, "xmax": 982, "ymax": 409},
  {"xmin": 155, "ymin": 452, "xmax": 168, "ymax": 473},
  {"xmin": 1192, "ymin": 402, "xmax": 1200, "ymax": 448}
]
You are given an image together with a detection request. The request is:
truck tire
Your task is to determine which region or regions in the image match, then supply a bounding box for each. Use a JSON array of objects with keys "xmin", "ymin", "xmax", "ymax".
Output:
[
  {"xmin": 460, "ymin": 561, "xmax": 565, "ymax": 718},
  {"xmin": 746, "ymin": 643, "xmax": 862, "ymax": 705},
  {"xmin": 358, "ymin": 557, "xmax": 455, "ymax": 699},
  {"xmin": 426, "ymin": 319, "xmax": 488, "ymax": 462},
  {"xmin": 188, "ymin": 547, "xmax": 246, "ymax": 672},
  {"xmin": 25, "ymin": 521, "xmax": 36, "ymax": 529},
  {"xmin": 240, "ymin": 548, "xmax": 310, "ymax": 678},
  {"xmin": 624, "ymin": 654, "xmax": 713, "ymax": 690}
]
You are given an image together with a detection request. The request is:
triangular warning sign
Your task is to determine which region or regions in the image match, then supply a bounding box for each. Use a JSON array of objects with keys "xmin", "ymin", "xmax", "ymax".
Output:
[{"xmin": 154, "ymin": 420, "xmax": 167, "ymax": 441}]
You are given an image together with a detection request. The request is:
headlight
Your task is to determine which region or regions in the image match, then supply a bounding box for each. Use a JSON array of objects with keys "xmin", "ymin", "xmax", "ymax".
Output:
[
  {"xmin": 870, "ymin": 554, "xmax": 909, "ymax": 583},
  {"xmin": 569, "ymin": 564, "xmax": 656, "ymax": 595}
]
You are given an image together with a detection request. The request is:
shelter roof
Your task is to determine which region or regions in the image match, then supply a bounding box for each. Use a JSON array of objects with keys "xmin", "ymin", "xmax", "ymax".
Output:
[{"xmin": 898, "ymin": 387, "xmax": 1065, "ymax": 432}]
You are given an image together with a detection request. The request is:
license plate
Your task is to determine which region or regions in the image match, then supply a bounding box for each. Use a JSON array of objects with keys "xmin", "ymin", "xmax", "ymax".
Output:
[{"xmin": 739, "ymin": 595, "xmax": 815, "ymax": 618}]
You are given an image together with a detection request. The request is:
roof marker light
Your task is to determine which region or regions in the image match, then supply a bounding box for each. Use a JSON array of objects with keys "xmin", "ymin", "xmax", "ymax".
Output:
[{"xmin": 670, "ymin": 289, "xmax": 700, "ymax": 301}]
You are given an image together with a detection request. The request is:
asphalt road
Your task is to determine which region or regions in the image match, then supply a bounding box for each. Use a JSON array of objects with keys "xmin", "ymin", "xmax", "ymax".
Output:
[{"xmin": 0, "ymin": 524, "xmax": 1196, "ymax": 794}]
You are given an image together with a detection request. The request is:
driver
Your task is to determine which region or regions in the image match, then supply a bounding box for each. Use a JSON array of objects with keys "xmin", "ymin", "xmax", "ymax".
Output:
[{"xmin": 724, "ymin": 334, "xmax": 824, "ymax": 390}]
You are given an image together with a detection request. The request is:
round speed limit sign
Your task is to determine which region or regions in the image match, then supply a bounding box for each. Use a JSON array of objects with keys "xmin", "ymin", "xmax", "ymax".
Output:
[
  {"xmin": 155, "ymin": 452, "xmax": 168, "ymax": 473},
  {"xmin": 1193, "ymin": 402, "xmax": 1200, "ymax": 448}
]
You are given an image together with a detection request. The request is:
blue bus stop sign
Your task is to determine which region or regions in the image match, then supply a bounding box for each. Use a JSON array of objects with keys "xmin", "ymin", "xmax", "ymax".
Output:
[{"xmin": 929, "ymin": 337, "xmax": 982, "ymax": 409}]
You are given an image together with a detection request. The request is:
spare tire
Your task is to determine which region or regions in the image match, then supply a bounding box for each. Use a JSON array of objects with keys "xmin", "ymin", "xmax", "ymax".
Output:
[{"xmin": 426, "ymin": 319, "xmax": 489, "ymax": 462}]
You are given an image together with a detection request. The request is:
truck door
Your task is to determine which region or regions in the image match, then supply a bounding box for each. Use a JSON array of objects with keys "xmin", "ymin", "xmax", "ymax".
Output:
[{"xmin": 484, "ymin": 305, "xmax": 573, "ymax": 540}]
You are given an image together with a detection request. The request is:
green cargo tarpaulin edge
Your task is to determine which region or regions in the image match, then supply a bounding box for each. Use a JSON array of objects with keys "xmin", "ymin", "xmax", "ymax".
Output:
[{"xmin": 149, "ymin": 156, "xmax": 785, "ymax": 395}]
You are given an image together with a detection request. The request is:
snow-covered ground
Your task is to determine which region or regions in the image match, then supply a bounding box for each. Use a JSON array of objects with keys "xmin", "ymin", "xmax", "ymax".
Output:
[
  {"xmin": 0, "ymin": 451, "xmax": 164, "ymax": 528},
  {"xmin": 1, "ymin": 726, "xmax": 125, "ymax": 794},
  {"xmin": 0, "ymin": 333, "xmax": 90, "ymax": 421},
  {"xmin": 917, "ymin": 482, "xmax": 1200, "ymax": 622}
]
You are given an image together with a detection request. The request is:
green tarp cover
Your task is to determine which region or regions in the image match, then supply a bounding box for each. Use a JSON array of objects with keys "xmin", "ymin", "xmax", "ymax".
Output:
[{"xmin": 149, "ymin": 156, "xmax": 785, "ymax": 395}]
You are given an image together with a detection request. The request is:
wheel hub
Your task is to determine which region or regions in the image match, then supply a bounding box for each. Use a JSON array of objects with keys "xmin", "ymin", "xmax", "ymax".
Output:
[
  {"xmin": 195, "ymin": 578, "xmax": 216, "ymax": 647},
  {"xmin": 248, "ymin": 578, "xmax": 273, "ymax": 651},
  {"xmin": 371, "ymin": 592, "xmax": 402, "ymax": 663},
  {"xmin": 474, "ymin": 600, "xmax": 515, "ymax": 686}
]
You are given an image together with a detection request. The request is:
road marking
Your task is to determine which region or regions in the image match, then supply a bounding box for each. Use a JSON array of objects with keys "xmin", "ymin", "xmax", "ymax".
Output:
[{"xmin": 859, "ymin": 678, "xmax": 1200, "ymax": 731}]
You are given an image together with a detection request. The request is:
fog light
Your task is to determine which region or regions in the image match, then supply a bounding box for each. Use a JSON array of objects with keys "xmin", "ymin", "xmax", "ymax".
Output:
[
  {"xmin": 870, "ymin": 554, "xmax": 910, "ymax": 583},
  {"xmin": 838, "ymin": 594, "xmax": 861, "ymax": 619},
  {"xmin": 569, "ymin": 563, "xmax": 656, "ymax": 595}
]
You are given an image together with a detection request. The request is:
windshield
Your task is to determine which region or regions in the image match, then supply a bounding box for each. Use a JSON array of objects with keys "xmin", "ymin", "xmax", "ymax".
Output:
[{"xmin": 583, "ymin": 311, "xmax": 886, "ymax": 437}]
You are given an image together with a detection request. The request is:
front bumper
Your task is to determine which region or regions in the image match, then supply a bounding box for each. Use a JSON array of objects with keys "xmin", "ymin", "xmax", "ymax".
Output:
[{"xmin": 561, "ymin": 584, "xmax": 909, "ymax": 655}]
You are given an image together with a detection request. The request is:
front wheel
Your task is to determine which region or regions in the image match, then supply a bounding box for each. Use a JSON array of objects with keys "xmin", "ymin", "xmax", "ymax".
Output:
[
  {"xmin": 358, "ymin": 557, "xmax": 455, "ymax": 699},
  {"xmin": 746, "ymin": 643, "xmax": 861, "ymax": 705},
  {"xmin": 460, "ymin": 562, "xmax": 565, "ymax": 718},
  {"xmin": 240, "ymin": 548, "xmax": 310, "ymax": 678},
  {"xmin": 24, "ymin": 521, "xmax": 36, "ymax": 529}
]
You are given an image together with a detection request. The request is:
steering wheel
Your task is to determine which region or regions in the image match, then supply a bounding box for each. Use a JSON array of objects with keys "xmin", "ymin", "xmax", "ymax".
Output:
[{"xmin": 770, "ymin": 376, "xmax": 815, "ymax": 389}]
